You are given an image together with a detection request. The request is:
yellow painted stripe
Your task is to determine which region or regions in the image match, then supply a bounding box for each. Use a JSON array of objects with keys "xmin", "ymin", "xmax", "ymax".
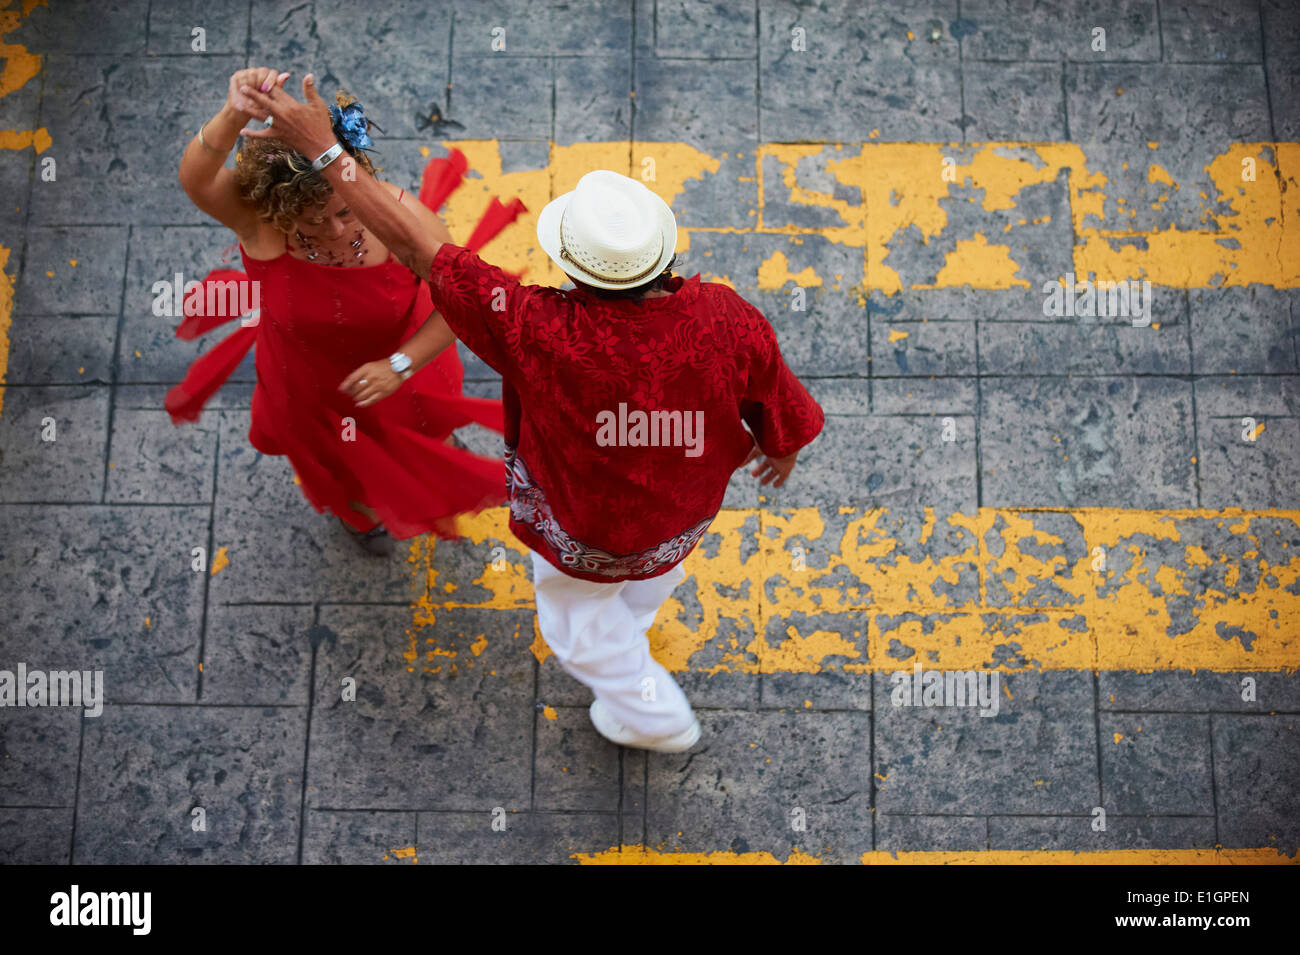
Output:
[
  {"xmin": 573, "ymin": 846, "xmax": 1299, "ymax": 865},
  {"xmin": 408, "ymin": 506, "xmax": 1300, "ymax": 675},
  {"xmin": 0, "ymin": 0, "xmax": 49, "ymax": 419},
  {"xmin": 435, "ymin": 139, "xmax": 1300, "ymax": 292}
]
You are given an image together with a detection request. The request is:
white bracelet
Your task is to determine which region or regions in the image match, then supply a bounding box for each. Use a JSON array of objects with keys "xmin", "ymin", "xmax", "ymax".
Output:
[{"xmin": 311, "ymin": 142, "xmax": 344, "ymax": 171}]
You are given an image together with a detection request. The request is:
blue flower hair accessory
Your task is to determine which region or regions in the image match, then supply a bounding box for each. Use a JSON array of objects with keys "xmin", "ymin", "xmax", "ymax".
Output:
[{"xmin": 329, "ymin": 102, "xmax": 375, "ymax": 151}]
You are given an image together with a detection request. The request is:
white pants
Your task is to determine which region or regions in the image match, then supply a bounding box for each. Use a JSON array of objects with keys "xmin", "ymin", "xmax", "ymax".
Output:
[{"xmin": 530, "ymin": 550, "xmax": 695, "ymax": 737}]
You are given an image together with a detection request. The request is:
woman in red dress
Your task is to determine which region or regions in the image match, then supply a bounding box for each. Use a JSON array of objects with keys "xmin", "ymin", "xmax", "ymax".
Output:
[{"xmin": 175, "ymin": 67, "xmax": 512, "ymax": 554}]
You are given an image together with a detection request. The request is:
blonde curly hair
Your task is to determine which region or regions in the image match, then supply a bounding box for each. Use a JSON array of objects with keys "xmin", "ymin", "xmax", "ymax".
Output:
[{"xmin": 234, "ymin": 90, "xmax": 376, "ymax": 233}]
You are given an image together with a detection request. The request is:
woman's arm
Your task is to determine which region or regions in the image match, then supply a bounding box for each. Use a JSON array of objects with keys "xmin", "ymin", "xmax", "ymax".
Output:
[
  {"xmin": 338, "ymin": 308, "xmax": 459, "ymax": 408},
  {"xmin": 336, "ymin": 184, "xmax": 462, "ymax": 407},
  {"xmin": 238, "ymin": 76, "xmax": 444, "ymax": 278},
  {"xmin": 178, "ymin": 68, "xmax": 288, "ymax": 238}
]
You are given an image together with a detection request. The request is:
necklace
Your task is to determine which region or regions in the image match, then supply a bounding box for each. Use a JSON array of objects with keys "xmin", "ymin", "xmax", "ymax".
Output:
[{"xmin": 293, "ymin": 228, "xmax": 369, "ymax": 266}]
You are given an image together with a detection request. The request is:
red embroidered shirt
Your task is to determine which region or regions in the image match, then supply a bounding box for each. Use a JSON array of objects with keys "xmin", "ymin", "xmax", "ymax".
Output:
[{"xmin": 425, "ymin": 244, "xmax": 825, "ymax": 582}]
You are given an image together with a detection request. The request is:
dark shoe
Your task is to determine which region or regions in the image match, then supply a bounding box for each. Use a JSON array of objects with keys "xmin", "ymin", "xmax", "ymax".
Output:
[{"xmin": 339, "ymin": 519, "xmax": 397, "ymax": 557}]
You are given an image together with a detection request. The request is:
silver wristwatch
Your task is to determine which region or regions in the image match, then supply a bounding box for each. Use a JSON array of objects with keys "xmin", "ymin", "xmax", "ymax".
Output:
[{"xmin": 389, "ymin": 351, "xmax": 413, "ymax": 381}]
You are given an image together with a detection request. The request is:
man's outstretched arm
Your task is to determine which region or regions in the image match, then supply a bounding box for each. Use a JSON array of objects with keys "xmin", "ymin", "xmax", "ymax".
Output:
[{"xmin": 238, "ymin": 74, "xmax": 442, "ymax": 278}]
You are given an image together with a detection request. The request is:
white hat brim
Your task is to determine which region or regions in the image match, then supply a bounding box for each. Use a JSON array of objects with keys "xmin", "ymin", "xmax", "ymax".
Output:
[{"xmin": 536, "ymin": 182, "xmax": 678, "ymax": 291}]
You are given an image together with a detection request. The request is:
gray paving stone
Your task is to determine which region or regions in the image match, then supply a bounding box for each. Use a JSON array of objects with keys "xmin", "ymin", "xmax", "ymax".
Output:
[
  {"xmin": 247, "ymin": 1, "xmax": 452, "ymax": 141},
  {"xmin": 960, "ymin": 0, "xmax": 1160, "ymax": 62},
  {"xmin": 115, "ymin": 381, "xmax": 255, "ymax": 412},
  {"xmin": 1196, "ymin": 412, "xmax": 1300, "ymax": 509},
  {"xmin": 871, "ymin": 319, "xmax": 975, "ymax": 377},
  {"xmin": 105, "ymin": 409, "xmax": 217, "ymax": 504},
  {"xmin": 1194, "ymin": 373, "xmax": 1300, "ymax": 418},
  {"xmin": 961, "ymin": 63, "xmax": 1067, "ymax": 140},
  {"xmin": 147, "ymin": 0, "xmax": 250, "ymax": 56},
  {"xmin": 876, "ymin": 813, "xmax": 986, "ymax": 852},
  {"xmin": 451, "ymin": 56, "xmax": 553, "ymax": 141},
  {"xmin": 785, "ymin": 412, "xmax": 976, "ymax": 511},
  {"xmin": 15, "ymin": 227, "xmax": 128, "ymax": 315},
  {"xmin": 3, "ymin": 314, "xmax": 116, "ymax": 385},
  {"xmin": 451, "ymin": 0, "xmax": 633, "ymax": 57},
  {"xmin": 208, "ymin": 411, "xmax": 421, "ymax": 603},
  {"xmin": 0, "ymin": 707, "xmax": 81, "ymax": 806},
  {"xmin": 1099, "ymin": 670, "xmax": 1300, "ymax": 713},
  {"xmin": 555, "ymin": 56, "xmax": 632, "ymax": 144},
  {"xmin": 200, "ymin": 604, "xmax": 315, "ymax": 706},
  {"xmin": 30, "ymin": 55, "xmax": 243, "ymax": 225},
  {"xmin": 805, "ymin": 377, "xmax": 869, "ymax": 416},
  {"xmin": 0, "ymin": 386, "xmax": 108, "ymax": 502},
  {"xmin": 988, "ymin": 814, "xmax": 1217, "ymax": 850},
  {"xmin": 979, "ymin": 320, "xmax": 1191, "ymax": 376},
  {"xmin": 1065, "ymin": 63, "xmax": 1271, "ymax": 145},
  {"xmin": 1100, "ymin": 713, "xmax": 1213, "ymax": 814},
  {"xmin": 645, "ymin": 708, "xmax": 872, "ymax": 863},
  {"xmin": 685, "ymin": 233, "xmax": 867, "ymax": 377},
  {"xmin": 872, "ymin": 377, "xmax": 979, "ymax": 415},
  {"xmin": 416, "ymin": 810, "xmax": 620, "ymax": 863},
  {"xmin": 0, "ymin": 505, "xmax": 207, "ymax": 703},
  {"xmin": 307, "ymin": 605, "xmax": 534, "ymax": 810},
  {"xmin": 1262, "ymin": 0, "xmax": 1300, "ymax": 140},
  {"xmin": 1159, "ymin": 0, "xmax": 1262, "ymax": 63},
  {"xmin": 122, "ymin": 226, "xmax": 257, "ymax": 386},
  {"xmin": 11, "ymin": 0, "xmax": 149, "ymax": 54},
  {"xmin": 875, "ymin": 670, "xmax": 1097, "ymax": 814},
  {"xmin": 0, "ymin": 808, "xmax": 74, "ymax": 864},
  {"xmin": 759, "ymin": 609, "xmax": 870, "ymax": 710},
  {"xmin": 1212, "ymin": 715, "xmax": 1300, "ymax": 852},
  {"xmin": 1190, "ymin": 288, "xmax": 1299, "ymax": 375},
  {"xmin": 75, "ymin": 703, "xmax": 305, "ymax": 864},
  {"xmin": 534, "ymin": 704, "xmax": 621, "ymax": 811},
  {"xmin": 980, "ymin": 376, "xmax": 1196, "ymax": 508},
  {"xmin": 651, "ymin": 0, "xmax": 757, "ymax": 58},
  {"xmin": 759, "ymin": 0, "xmax": 961, "ymax": 68},
  {"xmin": 634, "ymin": 56, "xmax": 757, "ymax": 146},
  {"xmin": 764, "ymin": 58, "xmax": 962, "ymax": 142},
  {"xmin": 301, "ymin": 809, "xmax": 417, "ymax": 864}
]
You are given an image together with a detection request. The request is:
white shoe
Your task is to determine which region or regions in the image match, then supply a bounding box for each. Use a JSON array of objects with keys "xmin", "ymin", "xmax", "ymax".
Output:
[{"xmin": 589, "ymin": 699, "xmax": 701, "ymax": 753}]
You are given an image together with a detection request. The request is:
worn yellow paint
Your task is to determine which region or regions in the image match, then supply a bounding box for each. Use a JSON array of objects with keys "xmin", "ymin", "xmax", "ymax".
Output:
[
  {"xmin": 410, "ymin": 506, "xmax": 1300, "ymax": 676},
  {"xmin": 380, "ymin": 846, "xmax": 417, "ymax": 863},
  {"xmin": 542, "ymin": 705, "xmax": 558, "ymax": 721},
  {"xmin": 574, "ymin": 846, "xmax": 1298, "ymax": 865},
  {"xmin": 438, "ymin": 139, "xmax": 1299, "ymax": 294},
  {"xmin": 0, "ymin": 0, "xmax": 43, "ymax": 99},
  {"xmin": 0, "ymin": 0, "xmax": 49, "ymax": 419},
  {"xmin": 210, "ymin": 546, "xmax": 229, "ymax": 576},
  {"xmin": 756, "ymin": 249, "xmax": 822, "ymax": 290},
  {"xmin": 888, "ymin": 329, "xmax": 909, "ymax": 343},
  {"xmin": 0, "ymin": 126, "xmax": 48, "ymax": 151}
]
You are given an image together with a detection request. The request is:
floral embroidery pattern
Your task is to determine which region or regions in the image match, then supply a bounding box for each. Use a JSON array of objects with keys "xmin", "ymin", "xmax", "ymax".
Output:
[{"xmin": 505, "ymin": 445, "xmax": 712, "ymax": 577}]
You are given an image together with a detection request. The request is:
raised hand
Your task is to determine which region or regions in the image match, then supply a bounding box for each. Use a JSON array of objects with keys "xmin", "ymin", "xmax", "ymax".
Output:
[
  {"xmin": 226, "ymin": 67, "xmax": 289, "ymax": 118},
  {"xmin": 239, "ymin": 74, "xmax": 337, "ymax": 158}
]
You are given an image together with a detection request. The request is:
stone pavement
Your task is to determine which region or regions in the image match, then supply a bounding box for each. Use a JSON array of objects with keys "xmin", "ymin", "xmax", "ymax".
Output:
[{"xmin": 0, "ymin": 0, "xmax": 1298, "ymax": 864}]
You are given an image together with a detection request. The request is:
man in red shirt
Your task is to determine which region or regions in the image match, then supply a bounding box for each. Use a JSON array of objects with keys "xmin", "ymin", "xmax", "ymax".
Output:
[{"xmin": 241, "ymin": 77, "xmax": 825, "ymax": 753}]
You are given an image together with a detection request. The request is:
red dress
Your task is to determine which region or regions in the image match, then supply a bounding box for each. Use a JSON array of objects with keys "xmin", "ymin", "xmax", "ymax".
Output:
[{"xmin": 166, "ymin": 188, "xmax": 514, "ymax": 541}]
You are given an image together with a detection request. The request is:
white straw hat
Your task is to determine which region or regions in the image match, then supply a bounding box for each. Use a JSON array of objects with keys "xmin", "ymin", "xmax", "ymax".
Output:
[{"xmin": 536, "ymin": 170, "xmax": 677, "ymax": 290}]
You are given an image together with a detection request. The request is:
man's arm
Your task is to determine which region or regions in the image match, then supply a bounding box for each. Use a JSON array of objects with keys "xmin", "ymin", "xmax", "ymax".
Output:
[{"xmin": 237, "ymin": 75, "xmax": 442, "ymax": 277}]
